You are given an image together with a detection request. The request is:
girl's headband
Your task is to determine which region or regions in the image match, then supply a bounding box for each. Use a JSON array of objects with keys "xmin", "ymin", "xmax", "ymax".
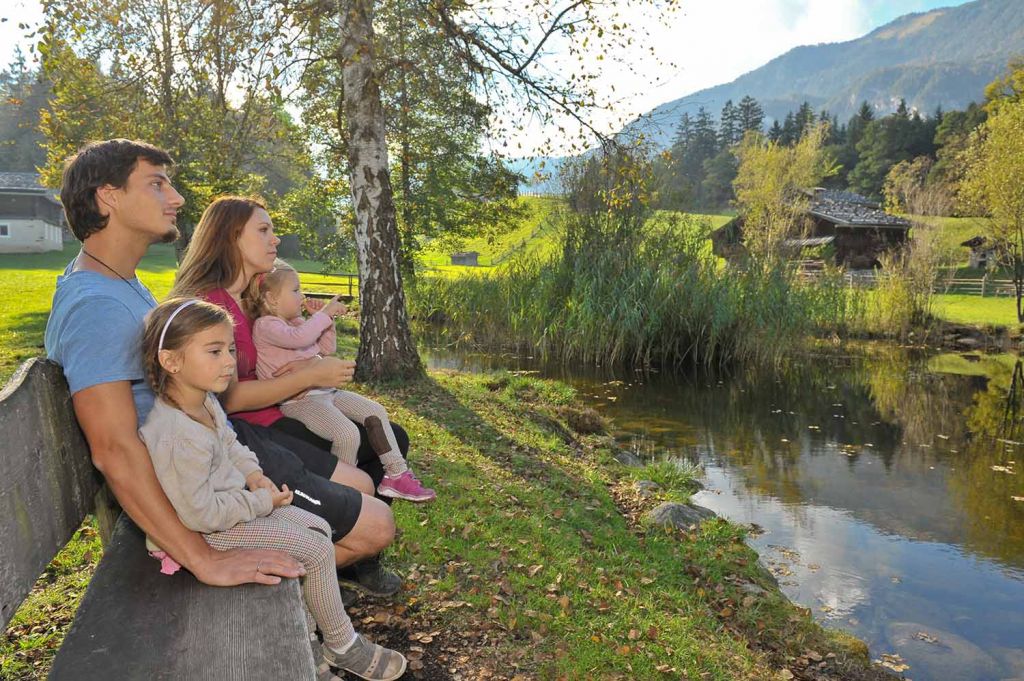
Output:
[{"xmin": 158, "ymin": 299, "xmax": 200, "ymax": 352}]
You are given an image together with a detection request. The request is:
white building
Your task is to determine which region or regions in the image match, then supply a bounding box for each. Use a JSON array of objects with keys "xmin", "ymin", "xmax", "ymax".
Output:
[{"xmin": 0, "ymin": 172, "xmax": 66, "ymax": 253}]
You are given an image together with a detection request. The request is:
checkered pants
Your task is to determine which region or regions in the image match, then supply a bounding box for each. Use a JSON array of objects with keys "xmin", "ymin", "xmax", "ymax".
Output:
[
  {"xmin": 281, "ymin": 390, "xmax": 406, "ymax": 476},
  {"xmin": 203, "ymin": 505, "xmax": 355, "ymax": 649}
]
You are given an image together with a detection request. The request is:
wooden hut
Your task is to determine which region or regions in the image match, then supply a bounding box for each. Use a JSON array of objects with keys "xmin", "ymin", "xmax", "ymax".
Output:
[
  {"xmin": 960, "ymin": 236, "xmax": 998, "ymax": 270},
  {"xmin": 0, "ymin": 172, "xmax": 66, "ymax": 253},
  {"xmin": 450, "ymin": 251, "xmax": 480, "ymax": 266},
  {"xmin": 710, "ymin": 189, "xmax": 910, "ymax": 268}
]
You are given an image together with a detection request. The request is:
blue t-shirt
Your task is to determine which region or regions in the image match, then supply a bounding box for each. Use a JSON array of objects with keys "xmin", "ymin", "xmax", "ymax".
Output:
[{"xmin": 44, "ymin": 260, "xmax": 158, "ymax": 426}]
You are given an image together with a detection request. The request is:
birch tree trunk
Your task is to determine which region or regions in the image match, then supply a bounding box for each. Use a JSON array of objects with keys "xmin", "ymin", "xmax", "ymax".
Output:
[{"xmin": 338, "ymin": 0, "xmax": 423, "ymax": 381}]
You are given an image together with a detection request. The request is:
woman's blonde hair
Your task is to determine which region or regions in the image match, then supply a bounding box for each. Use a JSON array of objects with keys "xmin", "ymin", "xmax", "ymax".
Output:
[
  {"xmin": 171, "ymin": 195, "xmax": 267, "ymax": 300},
  {"xmin": 142, "ymin": 297, "xmax": 233, "ymax": 402},
  {"xmin": 245, "ymin": 258, "xmax": 298, "ymax": 319}
]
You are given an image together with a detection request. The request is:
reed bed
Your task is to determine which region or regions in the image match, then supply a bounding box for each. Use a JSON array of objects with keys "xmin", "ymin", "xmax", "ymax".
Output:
[{"xmin": 410, "ymin": 212, "xmax": 865, "ymax": 369}]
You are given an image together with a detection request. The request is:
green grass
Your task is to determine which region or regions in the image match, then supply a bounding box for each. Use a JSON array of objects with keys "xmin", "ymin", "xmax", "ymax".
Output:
[
  {"xmin": 0, "ymin": 244, "xmax": 360, "ymax": 385},
  {"xmin": 629, "ymin": 457, "xmax": 703, "ymax": 503},
  {"xmin": 1, "ymin": 242, "xmax": 888, "ymax": 679},
  {"xmin": 417, "ymin": 196, "xmax": 563, "ymax": 272},
  {"xmin": 357, "ymin": 370, "xmax": 885, "ymax": 679},
  {"xmin": 931, "ymin": 293, "xmax": 1021, "ymax": 326},
  {"xmin": 416, "ymin": 200, "xmax": 734, "ymax": 279},
  {"xmin": 912, "ymin": 215, "xmax": 992, "ymax": 265},
  {"xmin": 0, "ymin": 370, "xmax": 888, "ymax": 679},
  {"xmin": 1, "ymin": 520, "xmax": 102, "ymax": 679}
]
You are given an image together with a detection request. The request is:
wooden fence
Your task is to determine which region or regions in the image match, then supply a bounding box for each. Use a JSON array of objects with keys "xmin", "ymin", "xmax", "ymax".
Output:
[
  {"xmin": 296, "ymin": 272, "xmax": 359, "ymax": 300},
  {"xmin": 937, "ymin": 276, "xmax": 1017, "ymax": 297},
  {"xmin": 797, "ymin": 269, "xmax": 1019, "ymax": 296}
]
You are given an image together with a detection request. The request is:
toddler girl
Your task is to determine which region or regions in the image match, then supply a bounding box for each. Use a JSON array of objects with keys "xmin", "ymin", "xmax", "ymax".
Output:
[
  {"xmin": 249, "ymin": 260, "xmax": 434, "ymax": 502},
  {"xmin": 139, "ymin": 297, "xmax": 407, "ymax": 681}
]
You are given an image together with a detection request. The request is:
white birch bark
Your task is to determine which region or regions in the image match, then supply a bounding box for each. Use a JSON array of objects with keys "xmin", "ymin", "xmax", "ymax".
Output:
[{"xmin": 338, "ymin": 0, "xmax": 422, "ymax": 381}]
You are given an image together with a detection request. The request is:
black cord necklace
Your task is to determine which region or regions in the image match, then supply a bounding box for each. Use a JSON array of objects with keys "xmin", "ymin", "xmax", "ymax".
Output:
[{"xmin": 79, "ymin": 249, "xmax": 155, "ymax": 308}]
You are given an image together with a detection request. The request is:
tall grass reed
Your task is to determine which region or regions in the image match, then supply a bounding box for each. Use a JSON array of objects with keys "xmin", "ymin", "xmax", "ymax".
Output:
[{"xmin": 410, "ymin": 210, "xmax": 859, "ymax": 369}]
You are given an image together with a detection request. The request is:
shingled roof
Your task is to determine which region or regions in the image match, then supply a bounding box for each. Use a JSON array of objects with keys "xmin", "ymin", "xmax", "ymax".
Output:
[
  {"xmin": 0, "ymin": 172, "xmax": 52, "ymax": 193},
  {"xmin": 807, "ymin": 188, "xmax": 910, "ymax": 229}
]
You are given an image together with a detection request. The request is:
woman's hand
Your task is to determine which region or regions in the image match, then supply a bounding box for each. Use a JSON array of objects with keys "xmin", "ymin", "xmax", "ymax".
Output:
[
  {"xmin": 272, "ymin": 356, "xmax": 317, "ymax": 377},
  {"xmin": 273, "ymin": 355, "xmax": 355, "ymax": 388},
  {"xmin": 317, "ymin": 357, "xmax": 356, "ymax": 386},
  {"xmin": 272, "ymin": 485, "xmax": 293, "ymax": 508}
]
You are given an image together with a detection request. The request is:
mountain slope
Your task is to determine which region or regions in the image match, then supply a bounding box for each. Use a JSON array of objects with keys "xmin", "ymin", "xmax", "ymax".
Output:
[{"xmin": 625, "ymin": 0, "xmax": 1024, "ymax": 147}]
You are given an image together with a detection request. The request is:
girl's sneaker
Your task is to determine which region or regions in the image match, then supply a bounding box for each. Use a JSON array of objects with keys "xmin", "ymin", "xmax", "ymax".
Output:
[
  {"xmin": 323, "ymin": 635, "xmax": 407, "ymax": 681},
  {"xmin": 377, "ymin": 470, "xmax": 436, "ymax": 502}
]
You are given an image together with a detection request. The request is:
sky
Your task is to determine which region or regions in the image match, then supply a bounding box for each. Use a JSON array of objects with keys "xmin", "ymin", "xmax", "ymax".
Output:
[{"xmin": 0, "ymin": 0, "xmax": 976, "ymax": 154}]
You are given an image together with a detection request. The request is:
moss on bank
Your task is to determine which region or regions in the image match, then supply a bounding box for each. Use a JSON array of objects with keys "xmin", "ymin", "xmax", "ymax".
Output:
[{"xmin": 3, "ymin": 370, "xmax": 892, "ymax": 680}]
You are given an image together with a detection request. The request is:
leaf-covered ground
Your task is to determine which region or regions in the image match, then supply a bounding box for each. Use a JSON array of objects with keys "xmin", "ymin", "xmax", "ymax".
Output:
[{"xmin": 2, "ymin": 370, "xmax": 896, "ymax": 680}]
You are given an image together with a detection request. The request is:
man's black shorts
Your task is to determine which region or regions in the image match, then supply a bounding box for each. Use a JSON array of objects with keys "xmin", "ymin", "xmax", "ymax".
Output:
[{"xmin": 230, "ymin": 418, "xmax": 362, "ymax": 542}]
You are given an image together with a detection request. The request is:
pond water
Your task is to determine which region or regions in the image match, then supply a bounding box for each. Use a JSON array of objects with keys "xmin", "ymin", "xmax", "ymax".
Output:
[{"xmin": 424, "ymin": 346, "xmax": 1024, "ymax": 681}]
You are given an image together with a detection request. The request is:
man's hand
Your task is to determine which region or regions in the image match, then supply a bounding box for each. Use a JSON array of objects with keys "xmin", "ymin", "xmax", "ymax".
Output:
[
  {"xmin": 193, "ymin": 547, "xmax": 305, "ymax": 586},
  {"xmin": 70, "ymin": 382, "xmax": 305, "ymax": 587}
]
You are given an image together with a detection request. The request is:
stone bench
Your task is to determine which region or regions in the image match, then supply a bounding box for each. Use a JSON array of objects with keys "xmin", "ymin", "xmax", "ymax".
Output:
[{"xmin": 0, "ymin": 358, "xmax": 316, "ymax": 679}]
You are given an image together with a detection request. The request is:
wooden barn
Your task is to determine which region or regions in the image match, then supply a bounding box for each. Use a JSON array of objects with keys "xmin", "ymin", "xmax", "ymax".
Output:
[
  {"xmin": 0, "ymin": 172, "xmax": 66, "ymax": 253},
  {"xmin": 960, "ymin": 236, "xmax": 998, "ymax": 270},
  {"xmin": 711, "ymin": 189, "xmax": 911, "ymax": 268},
  {"xmin": 450, "ymin": 251, "xmax": 480, "ymax": 266}
]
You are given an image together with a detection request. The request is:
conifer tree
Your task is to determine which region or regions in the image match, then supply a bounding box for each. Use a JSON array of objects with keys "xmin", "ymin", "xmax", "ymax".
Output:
[
  {"xmin": 737, "ymin": 95, "xmax": 764, "ymax": 134},
  {"xmin": 719, "ymin": 99, "xmax": 740, "ymax": 147}
]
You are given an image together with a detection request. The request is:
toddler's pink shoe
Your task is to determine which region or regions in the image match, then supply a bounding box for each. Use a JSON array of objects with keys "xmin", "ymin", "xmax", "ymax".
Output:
[{"xmin": 377, "ymin": 470, "xmax": 436, "ymax": 502}]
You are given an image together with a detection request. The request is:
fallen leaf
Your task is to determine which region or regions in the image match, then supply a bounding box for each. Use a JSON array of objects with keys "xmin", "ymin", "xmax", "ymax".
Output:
[
  {"xmin": 876, "ymin": 653, "xmax": 910, "ymax": 673},
  {"xmin": 528, "ymin": 564, "xmax": 544, "ymax": 577}
]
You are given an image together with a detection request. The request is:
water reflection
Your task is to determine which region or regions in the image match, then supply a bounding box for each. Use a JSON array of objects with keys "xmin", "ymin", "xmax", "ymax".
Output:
[{"xmin": 423, "ymin": 346, "xmax": 1024, "ymax": 681}]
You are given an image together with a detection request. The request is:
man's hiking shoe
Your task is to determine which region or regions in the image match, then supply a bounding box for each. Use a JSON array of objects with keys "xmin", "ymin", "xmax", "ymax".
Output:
[
  {"xmin": 341, "ymin": 585, "xmax": 360, "ymax": 607},
  {"xmin": 338, "ymin": 559, "xmax": 402, "ymax": 598},
  {"xmin": 377, "ymin": 470, "xmax": 436, "ymax": 502},
  {"xmin": 323, "ymin": 635, "xmax": 407, "ymax": 681}
]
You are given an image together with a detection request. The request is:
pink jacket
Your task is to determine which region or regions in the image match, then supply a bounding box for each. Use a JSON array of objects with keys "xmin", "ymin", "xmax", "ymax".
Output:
[{"xmin": 252, "ymin": 312, "xmax": 337, "ymax": 382}]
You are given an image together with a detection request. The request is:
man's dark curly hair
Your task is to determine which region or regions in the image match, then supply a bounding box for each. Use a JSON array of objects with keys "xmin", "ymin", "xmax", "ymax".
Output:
[{"xmin": 60, "ymin": 139, "xmax": 174, "ymax": 241}]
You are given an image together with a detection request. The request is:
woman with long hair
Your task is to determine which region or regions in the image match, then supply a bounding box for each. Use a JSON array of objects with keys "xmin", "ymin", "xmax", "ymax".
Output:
[{"xmin": 172, "ymin": 196, "xmax": 408, "ymax": 596}]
